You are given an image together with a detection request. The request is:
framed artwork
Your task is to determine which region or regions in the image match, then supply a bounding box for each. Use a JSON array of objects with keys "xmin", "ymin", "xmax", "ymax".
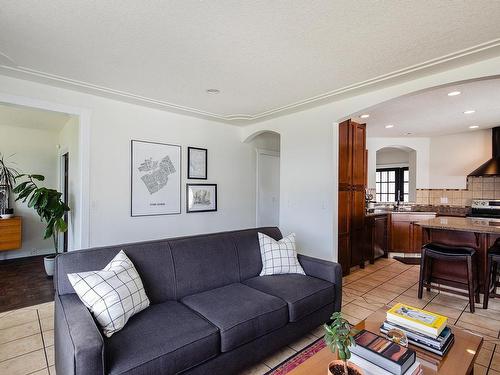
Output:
[
  {"xmin": 186, "ymin": 183, "xmax": 217, "ymax": 213},
  {"xmin": 131, "ymin": 140, "xmax": 181, "ymax": 216},
  {"xmin": 188, "ymin": 147, "xmax": 207, "ymax": 179}
]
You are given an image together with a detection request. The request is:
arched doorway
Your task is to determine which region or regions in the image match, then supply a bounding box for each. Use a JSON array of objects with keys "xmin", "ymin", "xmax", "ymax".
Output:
[{"xmin": 375, "ymin": 146, "xmax": 417, "ymax": 203}]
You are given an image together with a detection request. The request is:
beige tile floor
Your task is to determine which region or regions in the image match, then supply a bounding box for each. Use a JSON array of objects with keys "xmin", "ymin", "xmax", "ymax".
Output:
[
  {"xmin": 0, "ymin": 301, "xmax": 55, "ymax": 375},
  {"xmin": 2, "ymin": 258, "xmax": 500, "ymax": 375}
]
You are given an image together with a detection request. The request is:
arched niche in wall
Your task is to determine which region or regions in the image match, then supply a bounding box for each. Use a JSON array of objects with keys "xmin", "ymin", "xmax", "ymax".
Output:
[{"xmin": 375, "ymin": 146, "xmax": 417, "ymax": 203}]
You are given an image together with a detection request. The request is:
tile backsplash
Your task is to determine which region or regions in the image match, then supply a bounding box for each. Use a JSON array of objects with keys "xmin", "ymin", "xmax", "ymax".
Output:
[{"xmin": 416, "ymin": 176, "xmax": 500, "ymax": 206}]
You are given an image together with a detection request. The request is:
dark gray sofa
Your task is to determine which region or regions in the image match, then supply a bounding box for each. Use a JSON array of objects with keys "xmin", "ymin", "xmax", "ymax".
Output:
[{"xmin": 54, "ymin": 227, "xmax": 342, "ymax": 375}]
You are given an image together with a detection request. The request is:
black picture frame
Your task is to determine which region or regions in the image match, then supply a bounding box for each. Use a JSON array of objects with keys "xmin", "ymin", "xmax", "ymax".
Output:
[
  {"xmin": 130, "ymin": 139, "xmax": 182, "ymax": 217},
  {"xmin": 186, "ymin": 183, "xmax": 217, "ymax": 213},
  {"xmin": 187, "ymin": 147, "xmax": 208, "ymax": 180}
]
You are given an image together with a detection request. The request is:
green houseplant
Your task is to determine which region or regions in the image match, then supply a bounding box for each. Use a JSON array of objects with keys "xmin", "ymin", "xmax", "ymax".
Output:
[
  {"xmin": 324, "ymin": 312, "xmax": 363, "ymax": 375},
  {"xmin": 13, "ymin": 173, "xmax": 70, "ymax": 276},
  {"xmin": 0, "ymin": 153, "xmax": 20, "ymax": 218}
]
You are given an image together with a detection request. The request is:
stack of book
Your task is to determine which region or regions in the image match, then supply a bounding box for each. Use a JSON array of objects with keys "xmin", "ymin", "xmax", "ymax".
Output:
[
  {"xmin": 380, "ymin": 303, "xmax": 455, "ymax": 356},
  {"xmin": 349, "ymin": 329, "xmax": 423, "ymax": 375}
]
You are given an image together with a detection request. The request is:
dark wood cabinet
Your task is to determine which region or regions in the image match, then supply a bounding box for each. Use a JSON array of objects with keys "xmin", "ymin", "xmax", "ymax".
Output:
[
  {"xmin": 364, "ymin": 214, "xmax": 388, "ymax": 263},
  {"xmin": 389, "ymin": 213, "xmax": 436, "ymax": 253},
  {"xmin": 338, "ymin": 119, "xmax": 366, "ymax": 275}
]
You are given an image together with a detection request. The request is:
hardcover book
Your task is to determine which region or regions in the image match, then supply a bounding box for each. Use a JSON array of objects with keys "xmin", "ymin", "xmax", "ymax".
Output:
[
  {"xmin": 381, "ymin": 321, "xmax": 452, "ymax": 349},
  {"xmin": 349, "ymin": 329, "xmax": 416, "ymax": 375},
  {"xmin": 387, "ymin": 303, "xmax": 448, "ymax": 338},
  {"xmin": 381, "ymin": 324, "xmax": 455, "ymax": 356},
  {"xmin": 349, "ymin": 354, "xmax": 423, "ymax": 375}
]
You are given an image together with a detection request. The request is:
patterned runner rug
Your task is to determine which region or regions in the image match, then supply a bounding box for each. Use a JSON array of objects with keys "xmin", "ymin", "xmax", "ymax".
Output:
[{"xmin": 265, "ymin": 338, "xmax": 326, "ymax": 374}]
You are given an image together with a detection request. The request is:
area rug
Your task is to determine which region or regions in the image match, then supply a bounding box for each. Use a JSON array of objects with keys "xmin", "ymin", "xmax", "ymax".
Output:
[
  {"xmin": 265, "ymin": 338, "xmax": 325, "ymax": 374},
  {"xmin": 393, "ymin": 256, "xmax": 421, "ymax": 265}
]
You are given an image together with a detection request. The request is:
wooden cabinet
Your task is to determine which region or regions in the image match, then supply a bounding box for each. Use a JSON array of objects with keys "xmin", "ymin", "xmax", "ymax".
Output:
[
  {"xmin": 0, "ymin": 217, "xmax": 22, "ymax": 251},
  {"xmin": 364, "ymin": 214, "xmax": 388, "ymax": 263},
  {"xmin": 338, "ymin": 119, "xmax": 366, "ymax": 275},
  {"xmin": 389, "ymin": 213, "xmax": 435, "ymax": 253}
]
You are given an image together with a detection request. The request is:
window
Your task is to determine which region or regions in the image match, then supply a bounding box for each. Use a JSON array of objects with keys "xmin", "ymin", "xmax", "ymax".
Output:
[{"xmin": 376, "ymin": 167, "xmax": 409, "ymax": 202}]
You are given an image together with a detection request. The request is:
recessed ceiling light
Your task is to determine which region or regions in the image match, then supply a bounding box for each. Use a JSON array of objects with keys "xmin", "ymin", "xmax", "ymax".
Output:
[
  {"xmin": 463, "ymin": 110, "xmax": 476, "ymax": 114},
  {"xmin": 385, "ymin": 125, "xmax": 394, "ymax": 129},
  {"xmin": 206, "ymin": 88, "xmax": 220, "ymax": 94},
  {"xmin": 447, "ymin": 91, "xmax": 461, "ymax": 96},
  {"xmin": 360, "ymin": 114, "xmax": 370, "ymax": 119},
  {"xmin": 469, "ymin": 125, "xmax": 479, "ymax": 129}
]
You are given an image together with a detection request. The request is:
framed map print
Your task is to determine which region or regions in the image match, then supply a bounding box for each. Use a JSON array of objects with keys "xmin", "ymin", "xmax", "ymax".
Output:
[
  {"xmin": 186, "ymin": 184, "xmax": 217, "ymax": 213},
  {"xmin": 131, "ymin": 140, "xmax": 181, "ymax": 216},
  {"xmin": 187, "ymin": 147, "xmax": 207, "ymax": 179}
]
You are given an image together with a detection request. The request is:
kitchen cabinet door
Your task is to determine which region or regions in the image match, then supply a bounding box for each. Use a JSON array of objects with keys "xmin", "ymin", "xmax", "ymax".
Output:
[{"xmin": 390, "ymin": 220, "xmax": 411, "ymax": 252}]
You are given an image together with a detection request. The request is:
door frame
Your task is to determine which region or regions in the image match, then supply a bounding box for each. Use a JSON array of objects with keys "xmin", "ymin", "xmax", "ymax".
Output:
[
  {"xmin": 255, "ymin": 148, "xmax": 280, "ymax": 227},
  {"xmin": 0, "ymin": 91, "xmax": 91, "ymax": 249}
]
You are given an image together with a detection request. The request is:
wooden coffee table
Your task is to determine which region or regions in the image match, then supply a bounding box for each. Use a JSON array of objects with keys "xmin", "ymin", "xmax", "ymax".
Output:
[{"xmin": 289, "ymin": 307, "xmax": 483, "ymax": 375}]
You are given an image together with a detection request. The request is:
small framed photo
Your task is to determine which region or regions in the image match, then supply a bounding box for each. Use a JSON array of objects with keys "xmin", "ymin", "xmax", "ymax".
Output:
[
  {"xmin": 186, "ymin": 183, "xmax": 217, "ymax": 213},
  {"xmin": 188, "ymin": 147, "xmax": 207, "ymax": 179}
]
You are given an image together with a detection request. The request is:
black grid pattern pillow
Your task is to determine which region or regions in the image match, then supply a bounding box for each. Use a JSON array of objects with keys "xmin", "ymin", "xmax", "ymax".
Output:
[
  {"xmin": 67, "ymin": 250, "xmax": 150, "ymax": 337},
  {"xmin": 258, "ymin": 232, "xmax": 305, "ymax": 276}
]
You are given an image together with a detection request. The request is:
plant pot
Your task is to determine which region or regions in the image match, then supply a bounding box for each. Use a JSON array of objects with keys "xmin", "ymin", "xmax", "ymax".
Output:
[
  {"xmin": 44, "ymin": 255, "xmax": 56, "ymax": 277},
  {"xmin": 328, "ymin": 360, "xmax": 364, "ymax": 375}
]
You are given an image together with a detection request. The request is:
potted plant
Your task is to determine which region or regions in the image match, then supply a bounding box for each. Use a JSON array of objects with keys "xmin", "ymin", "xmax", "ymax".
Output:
[
  {"xmin": 13, "ymin": 174, "xmax": 70, "ymax": 276},
  {"xmin": 0, "ymin": 153, "xmax": 20, "ymax": 218},
  {"xmin": 324, "ymin": 312, "xmax": 364, "ymax": 375}
]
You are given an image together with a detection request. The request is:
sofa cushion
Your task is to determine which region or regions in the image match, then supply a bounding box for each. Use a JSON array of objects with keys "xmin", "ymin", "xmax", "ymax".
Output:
[
  {"xmin": 169, "ymin": 233, "xmax": 240, "ymax": 299},
  {"xmin": 68, "ymin": 250, "xmax": 150, "ymax": 337},
  {"xmin": 181, "ymin": 283, "xmax": 288, "ymax": 352},
  {"xmin": 106, "ymin": 301, "xmax": 219, "ymax": 375},
  {"xmin": 232, "ymin": 227, "xmax": 283, "ymax": 280},
  {"xmin": 56, "ymin": 239, "xmax": 175, "ymax": 304},
  {"xmin": 243, "ymin": 274, "xmax": 335, "ymax": 322},
  {"xmin": 258, "ymin": 232, "xmax": 305, "ymax": 276}
]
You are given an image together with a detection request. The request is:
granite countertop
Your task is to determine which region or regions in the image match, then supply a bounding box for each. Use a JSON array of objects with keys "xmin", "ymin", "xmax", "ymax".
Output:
[
  {"xmin": 390, "ymin": 211, "xmax": 437, "ymax": 215},
  {"xmin": 416, "ymin": 216, "xmax": 500, "ymax": 234},
  {"xmin": 365, "ymin": 210, "xmax": 437, "ymax": 217}
]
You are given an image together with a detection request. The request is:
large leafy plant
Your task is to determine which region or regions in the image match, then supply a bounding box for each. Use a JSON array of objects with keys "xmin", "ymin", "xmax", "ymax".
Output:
[
  {"xmin": 324, "ymin": 312, "xmax": 357, "ymax": 375},
  {"xmin": 0, "ymin": 153, "xmax": 20, "ymax": 210},
  {"xmin": 13, "ymin": 174, "xmax": 70, "ymax": 253}
]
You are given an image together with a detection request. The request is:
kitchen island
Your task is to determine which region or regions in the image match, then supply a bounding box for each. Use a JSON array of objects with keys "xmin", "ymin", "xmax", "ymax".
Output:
[{"xmin": 416, "ymin": 216, "xmax": 500, "ymax": 295}]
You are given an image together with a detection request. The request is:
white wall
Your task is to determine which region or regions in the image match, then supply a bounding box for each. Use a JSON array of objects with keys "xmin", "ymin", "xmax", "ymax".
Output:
[
  {"xmin": 0, "ymin": 124, "xmax": 59, "ymax": 260},
  {"xmin": 0, "ymin": 75, "xmax": 257, "ymax": 248},
  {"xmin": 2, "ymin": 53, "xmax": 500, "ymax": 261},
  {"xmin": 367, "ymin": 137, "xmax": 431, "ymax": 194},
  {"xmin": 428, "ymin": 129, "xmax": 491, "ymax": 189},
  {"xmin": 242, "ymin": 55, "xmax": 500, "ymax": 261},
  {"xmin": 367, "ymin": 129, "xmax": 491, "ymax": 196},
  {"xmin": 376, "ymin": 148, "xmax": 410, "ymax": 166}
]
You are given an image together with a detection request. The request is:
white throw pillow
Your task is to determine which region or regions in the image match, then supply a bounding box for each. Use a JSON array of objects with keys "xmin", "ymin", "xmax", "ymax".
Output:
[
  {"xmin": 258, "ymin": 232, "xmax": 305, "ymax": 276},
  {"xmin": 67, "ymin": 250, "xmax": 150, "ymax": 337}
]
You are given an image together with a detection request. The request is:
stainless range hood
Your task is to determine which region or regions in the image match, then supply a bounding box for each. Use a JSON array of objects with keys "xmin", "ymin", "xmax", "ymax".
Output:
[{"xmin": 468, "ymin": 126, "xmax": 500, "ymax": 177}]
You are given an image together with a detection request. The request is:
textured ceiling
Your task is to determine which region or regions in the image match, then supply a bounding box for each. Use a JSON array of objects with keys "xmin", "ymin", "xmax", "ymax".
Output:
[
  {"xmin": 1, "ymin": 1, "xmax": 500, "ymax": 123},
  {"xmin": 362, "ymin": 78, "xmax": 500, "ymax": 137},
  {"xmin": 0, "ymin": 103, "xmax": 71, "ymax": 131}
]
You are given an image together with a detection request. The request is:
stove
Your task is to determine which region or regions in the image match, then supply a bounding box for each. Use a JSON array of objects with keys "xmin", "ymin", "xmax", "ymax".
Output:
[{"xmin": 468, "ymin": 199, "xmax": 500, "ymax": 220}]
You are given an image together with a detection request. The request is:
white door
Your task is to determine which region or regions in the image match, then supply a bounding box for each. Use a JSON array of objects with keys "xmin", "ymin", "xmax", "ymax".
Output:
[{"xmin": 257, "ymin": 152, "xmax": 280, "ymax": 227}]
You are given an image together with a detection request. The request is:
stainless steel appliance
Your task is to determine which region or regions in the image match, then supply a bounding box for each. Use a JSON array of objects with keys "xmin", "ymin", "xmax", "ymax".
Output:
[{"xmin": 469, "ymin": 199, "xmax": 500, "ymax": 220}]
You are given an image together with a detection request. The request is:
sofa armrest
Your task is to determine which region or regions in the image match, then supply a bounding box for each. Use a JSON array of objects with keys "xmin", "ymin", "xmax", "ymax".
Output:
[
  {"xmin": 55, "ymin": 294, "xmax": 105, "ymax": 375},
  {"xmin": 298, "ymin": 254, "xmax": 342, "ymax": 311}
]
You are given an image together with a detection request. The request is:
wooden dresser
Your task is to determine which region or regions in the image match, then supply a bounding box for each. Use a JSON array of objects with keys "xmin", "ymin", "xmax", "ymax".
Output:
[{"xmin": 0, "ymin": 217, "xmax": 22, "ymax": 251}]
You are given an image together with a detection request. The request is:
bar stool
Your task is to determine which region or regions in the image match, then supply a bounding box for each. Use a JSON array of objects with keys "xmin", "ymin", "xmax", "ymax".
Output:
[
  {"xmin": 418, "ymin": 242, "xmax": 480, "ymax": 313},
  {"xmin": 483, "ymin": 239, "xmax": 500, "ymax": 309}
]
